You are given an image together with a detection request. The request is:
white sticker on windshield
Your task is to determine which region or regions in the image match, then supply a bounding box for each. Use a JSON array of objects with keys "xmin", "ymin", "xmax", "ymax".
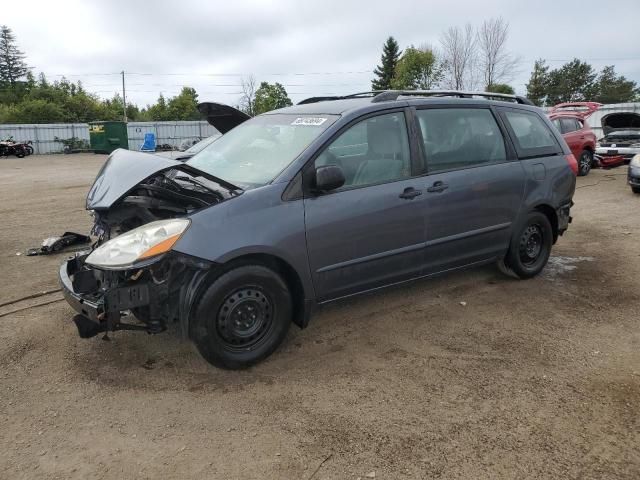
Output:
[{"xmin": 291, "ymin": 117, "xmax": 327, "ymax": 126}]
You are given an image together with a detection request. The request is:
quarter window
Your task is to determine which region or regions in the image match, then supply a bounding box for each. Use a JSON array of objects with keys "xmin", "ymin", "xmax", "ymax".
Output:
[
  {"xmin": 415, "ymin": 108, "xmax": 506, "ymax": 173},
  {"xmin": 560, "ymin": 118, "xmax": 579, "ymax": 134},
  {"xmin": 503, "ymin": 110, "xmax": 559, "ymax": 154},
  {"xmin": 315, "ymin": 112, "xmax": 411, "ymax": 188}
]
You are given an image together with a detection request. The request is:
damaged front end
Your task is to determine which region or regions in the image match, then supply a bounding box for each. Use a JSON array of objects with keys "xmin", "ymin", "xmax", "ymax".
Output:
[
  {"xmin": 60, "ymin": 250, "xmax": 212, "ymax": 339},
  {"xmin": 59, "ymin": 149, "xmax": 234, "ymax": 339}
]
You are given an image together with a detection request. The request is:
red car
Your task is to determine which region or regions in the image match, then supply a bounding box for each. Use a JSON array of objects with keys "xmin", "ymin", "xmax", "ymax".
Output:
[{"xmin": 549, "ymin": 102, "xmax": 600, "ymax": 176}]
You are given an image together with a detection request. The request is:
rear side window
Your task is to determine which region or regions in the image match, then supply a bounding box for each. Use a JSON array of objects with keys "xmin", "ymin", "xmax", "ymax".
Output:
[
  {"xmin": 501, "ymin": 109, "xmax": 561, "ymax": 158},
  {"xmin": 416, "ymin": 108, "xmax": 506, "ymax": 173},
  {"xmin": 560, "ymin": 118, "xmax": 579, "ymax": 134}
]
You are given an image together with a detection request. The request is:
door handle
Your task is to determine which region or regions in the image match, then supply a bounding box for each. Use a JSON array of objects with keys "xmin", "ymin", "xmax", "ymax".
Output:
[
  {"xmin": 426, "ymin": 181, "xmax": 449, "ymax": 193},
  {"xmin": 399, "ymin": 187, "xmax": 422, "ymax": 200}
]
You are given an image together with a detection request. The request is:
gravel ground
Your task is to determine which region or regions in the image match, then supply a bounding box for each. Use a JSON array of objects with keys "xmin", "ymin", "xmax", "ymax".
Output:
[{"xmin": 0, "ymin": 154, "xmax": 638, "ymax": 479}]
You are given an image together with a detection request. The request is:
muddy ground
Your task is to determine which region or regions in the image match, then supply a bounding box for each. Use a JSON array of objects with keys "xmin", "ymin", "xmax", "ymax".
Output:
[{"xmin": 0, "ymin": 154, "xmax": 638, "ymax": 479}]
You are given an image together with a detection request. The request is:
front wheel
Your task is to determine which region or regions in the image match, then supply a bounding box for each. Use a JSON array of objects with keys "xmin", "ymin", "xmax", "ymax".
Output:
[
  {"xmin": 578, "ymin": 150, "xmax": 593, "ymax": 176},
  {"xmin": 500, "ymin": 211, "xmax": 553, "ymax": 279},
  {"xmin": 632, "ymin": 186, "xmax": 640, "ymax": 194},
  {"xmin": 190, "ymin": 265, "xmax": 292, "ymax": 369}
]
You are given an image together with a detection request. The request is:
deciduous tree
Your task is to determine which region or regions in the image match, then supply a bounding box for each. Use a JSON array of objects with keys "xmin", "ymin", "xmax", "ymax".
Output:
[
  {"xmin": 253, "ymin": 82, "xmax": 292, "ymax": 114},
  {"xmin": 392, "ymin": 45, "xmax": 443, "ymax": 90}
]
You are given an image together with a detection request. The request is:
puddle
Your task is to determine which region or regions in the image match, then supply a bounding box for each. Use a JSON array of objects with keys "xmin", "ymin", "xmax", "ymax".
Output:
[{"xmin": 543, "ymin": 256, "xmax": 594, "ymax": 279}]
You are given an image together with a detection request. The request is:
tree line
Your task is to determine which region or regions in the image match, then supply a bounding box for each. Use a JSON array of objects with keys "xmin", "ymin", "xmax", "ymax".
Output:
[
  {"xmin": 371, "ymin": 17, "xmax": 638, "ymax": 105},
  {"xmin": 0, "ymin": 25, "xmax": 293, "ymax": 124}
]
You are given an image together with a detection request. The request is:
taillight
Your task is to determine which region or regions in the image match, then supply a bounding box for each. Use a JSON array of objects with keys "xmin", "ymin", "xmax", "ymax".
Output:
[{"xmin": 565, "ymin": 154, "xmax": 578, "ymax": 175}]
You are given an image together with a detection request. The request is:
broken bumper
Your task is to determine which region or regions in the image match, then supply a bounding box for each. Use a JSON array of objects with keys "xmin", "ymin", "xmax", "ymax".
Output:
[
  {"xmin": 59, "ymin": 253, "xmax": 151, "ymax": 323},
  {"xmin": 59, "ymin": 251, "xmax": 213, "ymax": 338},
  {"xmin": 557, "ymin": 202, "xmax": 572, "ymax": 235},
  {"xmin": 629, "ymin": 165, "xmax": 640, "ymax": 188},
  {"xmin": 59, "ymin": 253, "xmax": 156, "ymax": 337}
]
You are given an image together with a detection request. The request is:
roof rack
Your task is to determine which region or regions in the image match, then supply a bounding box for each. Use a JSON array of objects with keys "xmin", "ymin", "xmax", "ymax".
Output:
[
  {"xmin": 297, "ymin": 90, "xmax": 534, "ymax": 106},
  {"xmin": 371, "ymin": 90, "xmax": 534, "ymax": 105},
  {"xmin": 297, "ymin": 91, "xmax": 381, "ymax": 105}
]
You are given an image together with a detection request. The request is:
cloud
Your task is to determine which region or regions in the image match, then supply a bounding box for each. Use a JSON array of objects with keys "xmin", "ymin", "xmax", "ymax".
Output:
[{"xmin": 4, "ymin": 0, "xmax": 640, "ymax": 107}]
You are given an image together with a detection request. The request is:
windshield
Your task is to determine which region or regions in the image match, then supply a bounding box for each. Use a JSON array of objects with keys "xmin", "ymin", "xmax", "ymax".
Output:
[
  {"xmin": 187, "ymin": 113, "xmax": 337, "ymax": 188},
  {"xmin": 184, "ymin": 134, "xmax": 221, "ymax": 154}
]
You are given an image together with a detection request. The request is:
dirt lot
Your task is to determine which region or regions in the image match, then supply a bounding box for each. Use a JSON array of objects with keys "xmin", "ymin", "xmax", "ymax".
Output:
[{"xmin": 0, "ymin": 153, "xmax": 638, "ymax": 479}]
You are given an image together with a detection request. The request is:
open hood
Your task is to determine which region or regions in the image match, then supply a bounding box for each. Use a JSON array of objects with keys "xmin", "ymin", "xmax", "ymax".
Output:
[
  {"xmin": 87, "ymin": 149, "xmax": 183, "ymax": 210},
  {"xmin": 86, "ymin": 149, "xmax": 234, "ymax": 240},
  {"xmin": 601, "ymin": 112, "xmax": 640, "ymax": 135},
  {"xmin": 197, "ymin": 102, "xmax": 251, "ymax": 134},
  {"xmin": 549, "ymin": 102, "xmax": 602, "ymax": 119}
]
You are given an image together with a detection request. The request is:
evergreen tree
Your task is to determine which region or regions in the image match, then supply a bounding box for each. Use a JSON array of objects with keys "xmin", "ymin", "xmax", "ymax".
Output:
[
  {"xmin": 525, "ymin": 59, "xmax": 549, "ymax": 106},
  {"xmin": 545, "ymin": 59, "xmax": 597, "ymax": 105},
  {"xmin": 593, "ymin": 65, "xmax": 637, "ymax": 104},
  {"xmin": 486, "ymin": 83, "xmax": 515, "ymax": 94},
  {"xmin": 0, "ymin": 26, "xmax": 29, "ymax": 86},
  {"xmin": 371, "ymin": 37, "xmax": 401, "ymax": 91}
]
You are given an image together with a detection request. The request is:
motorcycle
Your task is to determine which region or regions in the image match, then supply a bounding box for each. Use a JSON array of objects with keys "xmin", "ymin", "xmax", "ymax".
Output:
[{"xmin": 0, "ymin": 137, "xmax": 29, "ymax": 158}]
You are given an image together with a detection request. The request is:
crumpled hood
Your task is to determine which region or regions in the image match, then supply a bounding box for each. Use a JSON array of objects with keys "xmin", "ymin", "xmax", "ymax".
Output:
[{"xmin": 86, "ymin": 149, "xmax": 183, "ymax": 210}]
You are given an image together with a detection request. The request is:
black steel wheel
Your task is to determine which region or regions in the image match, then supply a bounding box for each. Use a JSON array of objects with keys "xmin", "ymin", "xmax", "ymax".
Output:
[
  {"xmin": 499, "ymin": 211, "xmax": 553, "ymax": 279},
  {"xmin": 191, "ymin": 265, "xmax": 292, "ymax": 369},
  {"xmin": 578, "ymin": 150, "xmax": 592, "ymax": 176},
  {"xmin": 216, "ymin": 287, "xmax": 274, "ymax": 352}
]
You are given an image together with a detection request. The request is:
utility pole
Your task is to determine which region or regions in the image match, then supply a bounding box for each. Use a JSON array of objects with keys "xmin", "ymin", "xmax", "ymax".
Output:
[{"xmin": 121, "ymin": 70, "xmax": 127, "ymax": 122}]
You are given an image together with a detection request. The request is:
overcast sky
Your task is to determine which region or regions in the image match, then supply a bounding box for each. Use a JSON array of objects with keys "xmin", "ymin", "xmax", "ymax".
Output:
[{"xmin": 4, "ymin": 0, "xmax": 640, "ymax": 108}]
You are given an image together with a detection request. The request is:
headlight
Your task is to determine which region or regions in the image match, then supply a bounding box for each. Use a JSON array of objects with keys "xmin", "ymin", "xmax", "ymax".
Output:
[
  {"xmin": 86, "ymin": 219, "xmax": 190, "ymax": 269},
  {"xmin": 631, "ymin": 155, "xmax": 640, "ymax": 168}
]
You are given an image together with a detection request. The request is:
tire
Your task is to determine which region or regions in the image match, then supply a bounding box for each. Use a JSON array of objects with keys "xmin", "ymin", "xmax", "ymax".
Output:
[
  {"xmin": 25, "ymin": 145, "xmax": 34, "ymax": 155},
  {"xmin": 190, "ymin": 265, "xmax": 292, "ymax": 369},
  {"xmin": 500, "ymin": 211, "xmax": 553, "ymax": 279},
  {"xmin": 577, "ymin": 150, "xmax": 592, "ymax": 176},
  {"xmin": 14, "ymin": 148, "xmax": 25, "ymax": 158},
  {"xmin": 632, "ymin": 186, "xmax": 640, "ymax": 194}
]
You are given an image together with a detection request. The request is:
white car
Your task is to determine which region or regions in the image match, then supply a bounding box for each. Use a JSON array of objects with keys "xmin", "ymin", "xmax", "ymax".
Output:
[{"xmin": 595, "ymin": 111, "xmax": 640, "ymax": 166}]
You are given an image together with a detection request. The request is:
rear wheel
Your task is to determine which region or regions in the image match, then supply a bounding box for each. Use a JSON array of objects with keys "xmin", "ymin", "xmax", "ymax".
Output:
[
  {"xmin": 190, "ymin": 265, "xmax": 292, "ymax": 369},
  {"xmin": 632, "ymin": 186, "xmax": 640, "ymax": 194},
  {"xmin": 578, "ymin": 150, "xmax": 592, "ymax": 176},
  {"xmin": 499, "ymin": 211, "xmax": 553, "ymax": 279}
]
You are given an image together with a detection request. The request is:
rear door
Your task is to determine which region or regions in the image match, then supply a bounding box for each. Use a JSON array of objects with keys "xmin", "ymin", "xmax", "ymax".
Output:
[
  {"xmin": 560, "ymin": 118, "xmax": 582, "ymax": 158},
  {"xmin": 413, "ymin": 106, "xmax": 525, "ymax": 273},
  {"xmin": 303, "ymin": 110, "xmax": 427, "ymax": 301}
]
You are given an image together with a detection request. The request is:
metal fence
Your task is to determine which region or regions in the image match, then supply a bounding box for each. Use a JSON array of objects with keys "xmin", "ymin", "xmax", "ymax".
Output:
[{"xmin": 0, "ymin": 121, "xmax": 217, "ymax": 154}]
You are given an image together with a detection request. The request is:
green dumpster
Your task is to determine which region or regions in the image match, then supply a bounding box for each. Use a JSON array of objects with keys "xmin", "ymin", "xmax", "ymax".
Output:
[{"xmin": 88, "ymin": 121, "xmax": 129, "ymax": 154}]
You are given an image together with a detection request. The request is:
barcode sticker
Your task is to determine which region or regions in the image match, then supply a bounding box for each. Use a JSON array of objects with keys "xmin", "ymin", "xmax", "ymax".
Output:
[{"xmin": 291, "ymin": 117, "xmax": 327, "ymax": 126}]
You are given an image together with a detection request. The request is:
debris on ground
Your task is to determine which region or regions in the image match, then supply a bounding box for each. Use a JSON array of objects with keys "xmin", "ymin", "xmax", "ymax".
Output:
[{"xmin": 26, "ymin": 231, "xmax": 91, "ymax": 256}]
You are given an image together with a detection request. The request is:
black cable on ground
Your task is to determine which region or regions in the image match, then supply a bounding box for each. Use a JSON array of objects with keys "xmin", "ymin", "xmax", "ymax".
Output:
[
  {"xmin": 0, "ymin": 298, "xmax": 65, "ymax": 319},
  {"xmin": 0, "ymin": 288, "xmax": 62, "ymax": 309}
]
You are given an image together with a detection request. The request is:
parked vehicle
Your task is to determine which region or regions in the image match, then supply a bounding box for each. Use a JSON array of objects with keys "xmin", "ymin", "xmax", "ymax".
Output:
[
  {"xmin": 629, "ymin": 154, "xmax": 640, "ymax": 194},
  {"xmin": 549, "ymin": 102, "xmax": 599, "ymax": 176},
  {"xmin": 59, "ymin": 91, "xmax": 577, "ymax": 369},
  {"xmin": 595, "ymin": 111, "xmax": 640, "ymax": 168},
  {"xmin": 155, "ymin": 134, "xmax": 222, "ymax": 161},
  {"xmin": 0, "ymin": 137, "xmax": 28, "ymax": 158}
]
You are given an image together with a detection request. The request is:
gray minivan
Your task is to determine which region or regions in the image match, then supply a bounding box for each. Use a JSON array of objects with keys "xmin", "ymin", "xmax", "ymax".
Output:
[{"xmin": 60, "ymin": 91, "xmax": 577, "ymax": 368}]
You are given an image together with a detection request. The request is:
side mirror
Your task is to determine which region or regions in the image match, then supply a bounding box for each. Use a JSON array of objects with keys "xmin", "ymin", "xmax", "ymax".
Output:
[{"xmin": 314, "ymin": 165, "xmax": 345, "ymax": 192}]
